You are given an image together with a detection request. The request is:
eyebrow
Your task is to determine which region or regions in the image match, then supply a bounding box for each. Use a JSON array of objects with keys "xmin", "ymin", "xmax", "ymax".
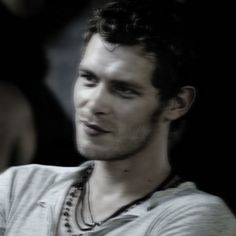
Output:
[
  {"xmin": 111, "ymin": 80, "xmax": 144, "ymax": 92},
  {"xmin": 79, "ymin": 67, "xmax": 144, "ymax": 90},
  {"xmin": 78, "ymin": 68, "xmax": 98, "ymax": 79}
]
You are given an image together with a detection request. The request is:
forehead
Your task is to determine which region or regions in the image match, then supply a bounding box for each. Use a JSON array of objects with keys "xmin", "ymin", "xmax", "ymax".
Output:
[{"xmin": 80, "ymin": 34, "xmax": 156, "ymax": 86}]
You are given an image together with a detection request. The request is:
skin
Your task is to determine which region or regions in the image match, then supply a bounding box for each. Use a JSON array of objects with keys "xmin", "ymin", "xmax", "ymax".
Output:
[
  {"xmin": 75, "ymin": 35, "xmax": 165, "ymax": 161},
  {"xmin": 74, "ymin": 34, "xmax": 195, "ymax": 222}
]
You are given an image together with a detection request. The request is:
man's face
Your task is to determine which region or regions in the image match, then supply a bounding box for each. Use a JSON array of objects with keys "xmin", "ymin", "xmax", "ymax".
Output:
[{"xmin": 74, "ymin": 34, "xmax": 166, "ymax": 161}]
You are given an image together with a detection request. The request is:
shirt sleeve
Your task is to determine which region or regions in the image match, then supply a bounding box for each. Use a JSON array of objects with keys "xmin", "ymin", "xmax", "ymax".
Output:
[{"xmin": 149, "ymin": 194, "xmax": 236, "ymax": 236}]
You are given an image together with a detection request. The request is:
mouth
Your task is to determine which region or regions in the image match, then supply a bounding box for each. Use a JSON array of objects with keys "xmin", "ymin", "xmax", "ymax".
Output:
[{"xmin": 82, "ymin": 121, "xmax": 111, "ymax": 135}]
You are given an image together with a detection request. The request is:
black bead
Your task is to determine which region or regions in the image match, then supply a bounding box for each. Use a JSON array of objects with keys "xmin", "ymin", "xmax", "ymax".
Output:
[
  {"xmin": 66, "ymin": 201, "xmax": 72, "ymax": 206},
  {"xmin": 63, "ymin": 212, "xmax": 69, "ymax": 217},
  {"xmin": 65, "ymin": 222, "xmax": 71, "ymax": 228}
]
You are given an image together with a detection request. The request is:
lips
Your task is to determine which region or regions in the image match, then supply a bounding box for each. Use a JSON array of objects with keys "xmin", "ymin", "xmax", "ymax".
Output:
[{"xmin": 82, "ymin": 121, "xmax": 111, "ymax": 135}]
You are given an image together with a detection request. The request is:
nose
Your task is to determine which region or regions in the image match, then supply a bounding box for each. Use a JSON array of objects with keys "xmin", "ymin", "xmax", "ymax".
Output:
[{"xmin": 86, "ymin": 84, "xmax": 112, "ymax": 116}]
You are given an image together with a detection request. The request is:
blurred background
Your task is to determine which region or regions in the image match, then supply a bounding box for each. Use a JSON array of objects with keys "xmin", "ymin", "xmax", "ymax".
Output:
[{"xmin": 0, "ymin": 0, "xmax": 109, "ymax": 171}]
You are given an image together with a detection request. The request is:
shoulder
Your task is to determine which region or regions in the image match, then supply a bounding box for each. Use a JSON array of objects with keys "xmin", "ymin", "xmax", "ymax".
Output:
[
  {"xmin": 0, "ymin": 163, "xmax": 90, "ymax": 213},
  {"xmin": 148, "ymin": 182, "xmax": 236, "ymax": 235},
  {"xmin": 160, "ymin": 182, "xmax": 235, "ymax": 221},
  {"xmin": 165, "ymin": 182, "xmax": 228, "ymax": 207},
  {"xmin": 0, "ymin": 164, "xmax": 79, "ymax": 183},
  {"xmin": 0, "ymin": 164, "xmax": 87, "ymax": 199}
]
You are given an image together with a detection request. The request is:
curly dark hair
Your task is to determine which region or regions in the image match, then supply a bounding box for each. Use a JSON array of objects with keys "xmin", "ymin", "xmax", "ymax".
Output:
[{"xmin": 84, "ymin": 0, "xmax": 198, "ymax": 102}]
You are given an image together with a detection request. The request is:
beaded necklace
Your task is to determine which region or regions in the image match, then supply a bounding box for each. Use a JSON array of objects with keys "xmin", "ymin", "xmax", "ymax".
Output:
[
  {"xmin": 62, "ymin": 164, "xmax": 94, "ymax": 234},
  {"xmin": 62, "ymin": 163, "xmax": 183, "ymax": 235}
]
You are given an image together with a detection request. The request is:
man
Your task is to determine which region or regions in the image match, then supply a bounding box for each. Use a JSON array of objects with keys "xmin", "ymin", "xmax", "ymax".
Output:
[{"xmin": 0, "ymin": 0, "xmax": 235, "ymax": 235}]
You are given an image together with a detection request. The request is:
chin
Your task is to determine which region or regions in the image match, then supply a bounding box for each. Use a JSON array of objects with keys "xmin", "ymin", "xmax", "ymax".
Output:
[
  {"xmin": 78, "ymin": 144, "xmax": 108, "ymax": 160},
  {"xmin": 78, "ymin": 146, "xmax": 118, "ymax": 161},
  {"xmin": 78, "ymin": 145, "xmax": 140, "ymax": 162}
]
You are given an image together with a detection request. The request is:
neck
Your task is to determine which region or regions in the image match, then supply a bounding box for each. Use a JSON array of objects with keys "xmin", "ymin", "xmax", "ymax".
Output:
[
  {"xmin": 89, "ymin": 150, "xmax": 171, "ymax": 200},
  {"xmin": 85, "ymin": 127, "xmax": 172, "ymax": 223},
  {"xmin": 90, "ymin": 124, "xmax": 172, "ymax": 198}
]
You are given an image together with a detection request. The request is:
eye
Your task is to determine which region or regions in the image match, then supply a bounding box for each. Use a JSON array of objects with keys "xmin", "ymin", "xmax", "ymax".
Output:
[
  {"xmin": 79, "ymin": 73, "xmax": 98, "ymax": 87},
  {"xmin": 112, "ymin": 83, "xmax": 139, "ymax": 99}
]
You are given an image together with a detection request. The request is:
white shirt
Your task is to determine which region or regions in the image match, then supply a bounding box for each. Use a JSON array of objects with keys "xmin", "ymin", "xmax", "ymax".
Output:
[{"xmin": 1, "ymin": 162, "xmax": 236, "ymax": 236}]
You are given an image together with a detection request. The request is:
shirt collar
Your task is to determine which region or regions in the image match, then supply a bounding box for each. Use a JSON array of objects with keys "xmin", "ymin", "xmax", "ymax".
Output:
[{"xmin": 38, "ymin": 161, "xmax": 94, "ymax": 205}]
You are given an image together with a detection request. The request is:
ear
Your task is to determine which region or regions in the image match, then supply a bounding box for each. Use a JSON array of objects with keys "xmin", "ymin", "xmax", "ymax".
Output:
[{"xmin": 163, "ymin": 86, "xmax": 196, "ymax": 121}]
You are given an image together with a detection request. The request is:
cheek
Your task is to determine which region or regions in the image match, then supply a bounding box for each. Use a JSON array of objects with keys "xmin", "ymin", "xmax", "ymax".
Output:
[
  {"xmin": 119, "ymin": 94, "xmax": 157, "ymax": 115},
  {"xmin": 73, "ymin": 80, "xmax": 80, "ymax": 106},
  {"xmin": 115, "ymin": 100, "xmax": 157, "ymax": 125},
  {"xmin": 74, "ymin": 82, "xmax": 91, "ymax": 108}
]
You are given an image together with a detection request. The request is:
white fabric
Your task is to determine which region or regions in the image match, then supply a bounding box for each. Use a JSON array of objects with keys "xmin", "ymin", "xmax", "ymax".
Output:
[{"xmin": 0, "ymin": 163, "xmax": 236, "ymax": 236}]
